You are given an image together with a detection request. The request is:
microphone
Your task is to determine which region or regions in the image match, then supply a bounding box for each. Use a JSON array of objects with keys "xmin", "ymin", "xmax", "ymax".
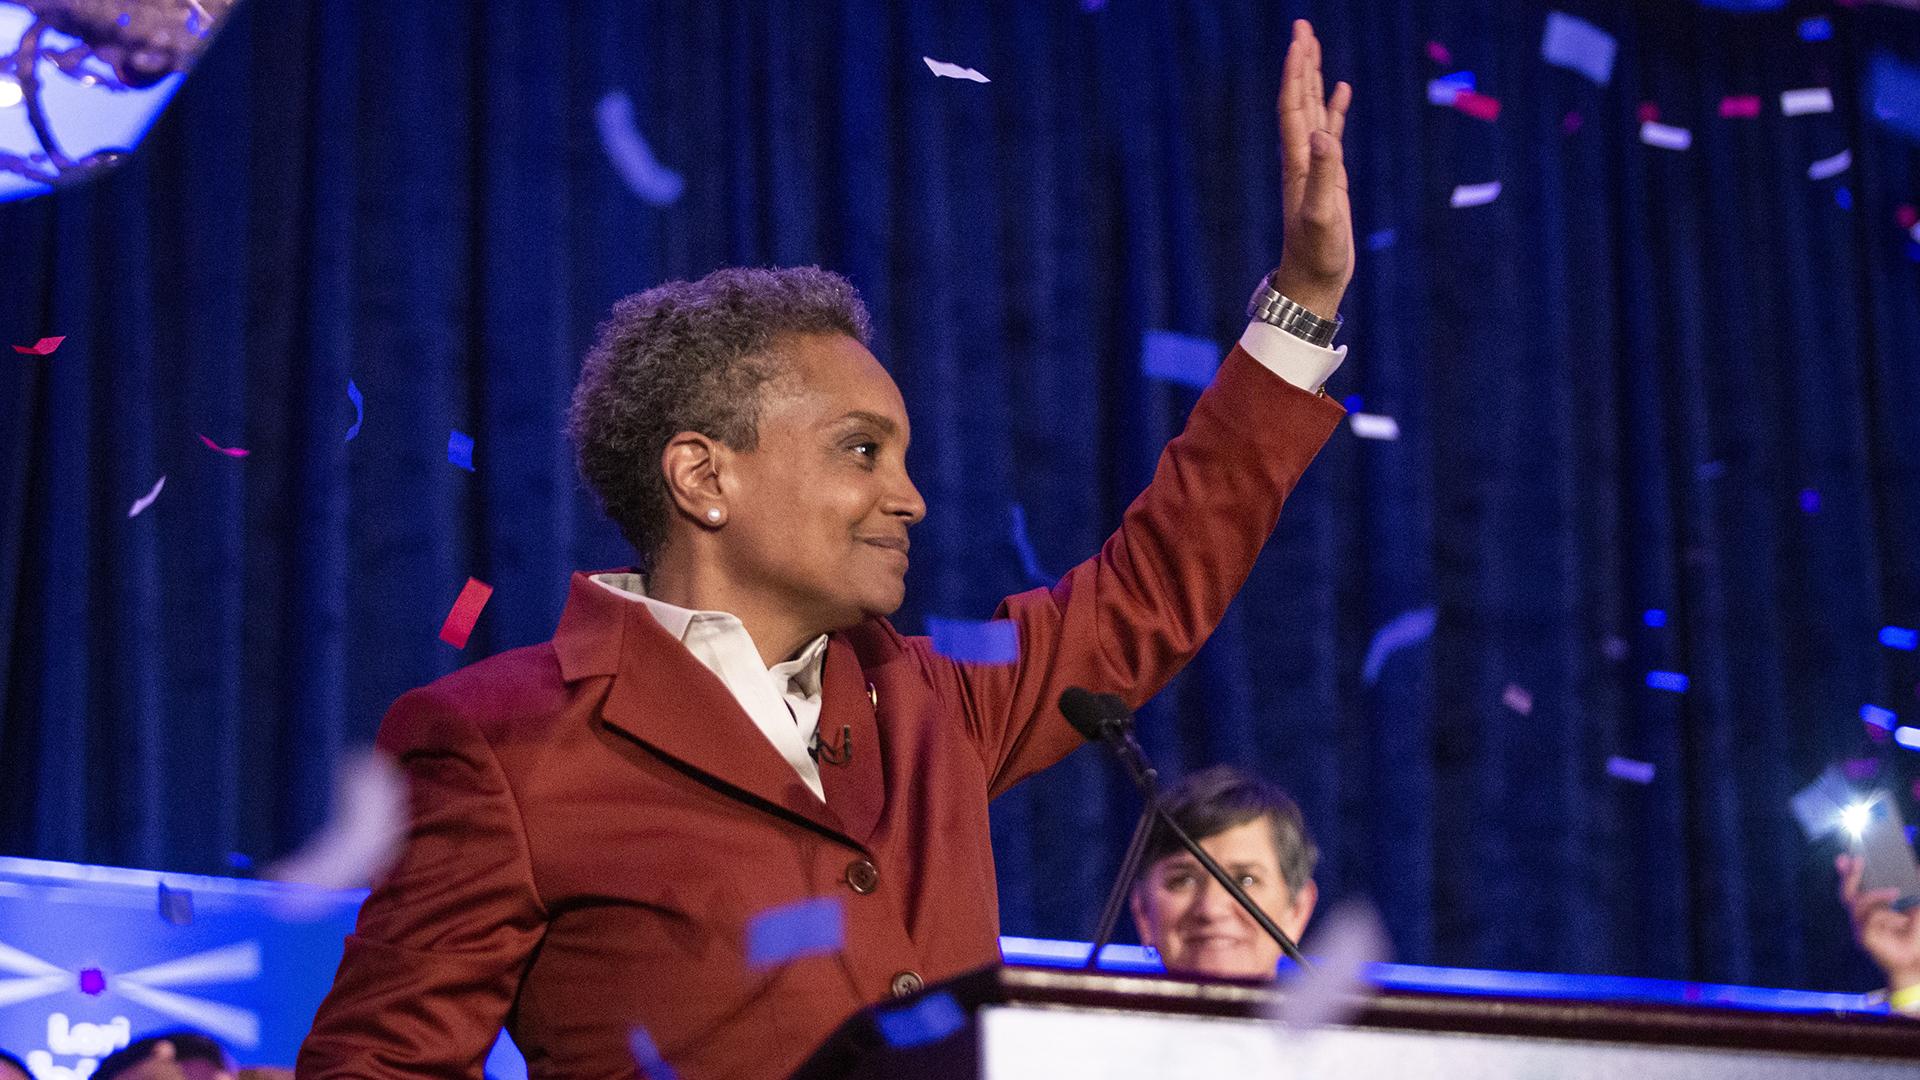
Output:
[
  {"xmin": 813, "ymin": 724, "xmax": 853, "ymax": 766},
  {"xmin": 1061, "ymin": 687, "xmax": 1312, "ymax": 972}
]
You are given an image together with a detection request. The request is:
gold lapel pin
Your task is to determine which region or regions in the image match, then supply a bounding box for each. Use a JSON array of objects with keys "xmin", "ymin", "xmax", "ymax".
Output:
[{"xmin": 867, "ymin": 683, "xmax": 878, "ymax": 709}]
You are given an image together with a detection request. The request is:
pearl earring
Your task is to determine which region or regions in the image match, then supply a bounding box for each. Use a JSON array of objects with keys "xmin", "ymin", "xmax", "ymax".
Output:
[{"xmin": 705, "ymin": 508, "xmax": 723, "ymax": 523}]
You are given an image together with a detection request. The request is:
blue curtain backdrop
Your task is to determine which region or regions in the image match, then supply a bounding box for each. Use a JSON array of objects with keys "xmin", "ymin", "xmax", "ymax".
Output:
[{"xmin": 3, "ymin": 0, "xmax": 1920, "ymax": 994}]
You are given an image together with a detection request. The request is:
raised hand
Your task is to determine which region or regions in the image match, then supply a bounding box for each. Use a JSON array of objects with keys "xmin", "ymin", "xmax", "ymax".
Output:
[
  {"xmin": 1273, "ymin": 19, "xmax": 1353, "ymax": 321},
  {"xmin": 1838, "ymin": 852, "xmax": 1920, "ymax": 994}
]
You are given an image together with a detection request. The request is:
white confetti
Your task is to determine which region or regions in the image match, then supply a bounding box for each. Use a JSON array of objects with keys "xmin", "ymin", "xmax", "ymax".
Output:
[
  {"xmin": 1808, "ymin": 148, "xmax": 1852, "ymax": 180},
  {"xmin": 265, "ymin": 749, "xmax": 408, "ymax": 891},
  {"xmin": 1781, "ymin": 87, "xmax": 1834, "ymax": 117},
  {"xmin": 1638, "ymin": 121, "xmax": 1692, "ymax": 151},
  {"xmin": 1348, "ymin": 413, "xmax": 1400, "ymax": 441},
  {"xmin": 1502, "ymin": 684, "xmax": 1534, "ymax": 716},
  {"xmin": 127, "ymin": 476, "xmax": 166, "ymax": 518},
  {"xmin": 595, "ymin": 91, "xmax": 686, "ymax": 207},
  {"xmin": 923, "ymin": 57, "xmax": 990, "ymax": 83},
  {"xmin": 1449, "ymin": 181, "xmax": 1502, "ymax": 208},
  {"xmin": 1540, "ymin": 12, "xmax": 1617, "ymax": 87},
  {"xmin": 1269, "ymin": 902, "xmax": 1389, "ymax": 1035},
  {"xmin": 1426, "ymin": 79, "xmax": 1464, "ymax": 106}
]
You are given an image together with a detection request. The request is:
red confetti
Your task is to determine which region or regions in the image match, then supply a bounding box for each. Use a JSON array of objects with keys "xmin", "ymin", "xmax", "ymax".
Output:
[
  {"xmin": 196, "ymin": 433, "xmax": 250, "ymax": 458},
  {"xmin": 1426, "ymin": 40, "xmax": 1451, "ymax": 66},
  {"xmin": 1898, "ymin": 205, "xmax": 1918, "ymax": 230},
  {"xmin": 1451, "ymin": 91, "xmax": 1502, "ymax": 122},
  {"xmin": 12, "ymin": 335, "xmax": 65, "ymax": 355},
  {"xmin": 1637, "ymin": 102, "xmax": 1660, "ymax": 124},
  {"xmin": 1718, "ymin": 95, "xmax": 1761, "ymax": 119},
  {"xmin": 1561, "ymin": 111, "xmax": 1584, "ymax": 135},
  {"xmin": 439, "ymin": 577, "xmax": 494, "ymax": 649}
]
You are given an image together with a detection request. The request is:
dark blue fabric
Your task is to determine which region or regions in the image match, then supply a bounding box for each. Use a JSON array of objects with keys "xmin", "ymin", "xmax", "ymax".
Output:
[{"xmin": 3, "ymin": 0, "xmax": 1919, "ymax": 995}]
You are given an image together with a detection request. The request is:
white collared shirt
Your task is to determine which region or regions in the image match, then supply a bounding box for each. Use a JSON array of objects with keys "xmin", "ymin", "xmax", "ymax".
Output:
[
  {"xmin": 583, "ymin": 325, "xmax": 1340, "ymax": 802},
  {"xmin": 590, "ymin": 572, "xmax": 830, "ymax": 802}
]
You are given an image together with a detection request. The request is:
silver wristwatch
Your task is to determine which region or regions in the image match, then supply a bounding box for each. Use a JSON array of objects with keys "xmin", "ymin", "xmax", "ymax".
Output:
[{"xmin": 1247, "ymin": 275, "xmax": 1342, "ymax": 348}]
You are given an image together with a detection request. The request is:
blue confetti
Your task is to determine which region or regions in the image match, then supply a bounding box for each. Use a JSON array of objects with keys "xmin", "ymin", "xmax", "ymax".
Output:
[
  {"xmin": 225, "ymin": 851, "xmax": 252, "ymax": 870},
  {"xmin": 1868, "ymin": 50, "xmax": 1920, "ymax": 145},
  {"xmin": 629, "ymin": 1027, "xmax": 680, "ymax": 1080},
  {"xmin": 115, "ymin": 13, "xmax": 130, "ymax": 28},
  {"xmin": 1863, "ymin": 704, "xmax": 1898, "ymax": 731},
  {"xmin": 1643, "ymin": 609, "xmax": 1667, "ymax": 628},
  {"xmin": 1836, "ymin": 187, "xmax": 1853, "ymax": 211},
  {"xmin": 1435, "ymin": 70, "xmax": 1476, "ymax": 91},
  {"xmin": 876, "ymin": 991, "xmax": 968, "ymax": 1049},
  {"xmin": 746, "ymin": 896, "xmax": 844, "ymax": 969},
  {"xmin": 1365, "ymin": 228, "xmax": 1398, "ymax": 252},
  {"xmin": 345, "ymin": 379, "xmax": 364, "ymax": 442},
  {"xmin": 157, "ymin": 882, "xmax": 193, "ymax": 926},
  {"xmin": 1798, "ymin": 16, "xmax": 1831, "ymax": 42},
  {"xmin": 1362, "ymin": 606, "xmax": 1437, "ymax": 685},
  {"xmin": 1541, "ymin": 12, "xmax": 1616, "ymax": 87},
  {"xmin": 1341, "ymin": 394, "xmax": 1365, "ymax": 412},
  {"xmin": 1799, "ymin": 488, "xmax": 1821, "ymax": 513},
  {"xmin": 1646, "ymin": 670, "xmax": 1689, "ymax": 693},
  {"xmin": 1882, "ymin": 626, "xmax": 1918, "ymax": 650},
  {"xmin": 1007, "ymin": 504, "xmax": 1056, "ymax": 588},
  {"xmin": 448, "ymin": 430, "xmax": 475, "ymax": 471},
  {"xmin": 1140, "ymin": 330, "xmax": 1220, "ymax": 390},
  {"xmin": 597, "ymin": 93, "xmax": 687, "ymax": 206},
  {"xmin": 926, "ymin": 617, "xmax": 1020, "ymax": 665},
  {"xmin": 1908, "ymin": 241, "xmax": 1920, "ymax": 264},
  {"xmin": 1693, "ymin": 0, "xmax": 1785, "ymax": 11}
]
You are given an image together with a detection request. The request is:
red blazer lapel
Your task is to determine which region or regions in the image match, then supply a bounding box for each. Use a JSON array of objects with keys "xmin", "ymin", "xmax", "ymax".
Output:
[
  {"xmin": 815, "ymin": 636, "xmax": 884, "ymax": 847},
  {"xmin": 554, "ymin": 572, "xmax": 858, "ymax": 844}
]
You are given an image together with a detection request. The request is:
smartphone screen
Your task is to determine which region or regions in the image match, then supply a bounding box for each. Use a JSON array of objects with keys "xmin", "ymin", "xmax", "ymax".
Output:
[{"xmin": 1854, "ymin": 796, "xmax": 1920, "ymax": 913}]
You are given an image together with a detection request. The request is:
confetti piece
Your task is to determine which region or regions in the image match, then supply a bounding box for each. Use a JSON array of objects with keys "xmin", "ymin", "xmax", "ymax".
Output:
[
  {"xmin": 1451, "ymin": 91, "xmax": 1502, "ymax": 122},
  {"xmin": 264, "ymin": 749, "xmax": 408, "ymax": 890},
  {"xmin": 79, "ymin": 969, "xmax": 106, "ymax": 996},
  {"xmin": 1843, "ymin": 758, "xmax": 1881, "ymax": 781},
  {"xmin": 439, "ymin": 577, "xmax": 493, "ymax": 648},
  {"xmin": 1605, "ymin": 756, "xmax": 1655, "ymax": 784},
  {"xmin": 1541, "ymin": 12, "xmax": 1617, "ymax": 86},
  {"xmin": 926, "ymin": 616, "xmax": 1019, "ymax": 665},
  {"xmin": 1799, "ymin": 488, "xmax": 1823, "ymax": 512},
  {"xmin": 196, "ymin": 433, "xmax": 250, "ymax": 458},
  {"xmin": 1425, "ymin": 72, "xmax": 1475, "ymax": 106},
  {"xmin": 1862, "ymin": 704, "xmax": 1897, "ymax": 730},
  {"xmin": 923, "ymin": 56, "xmax": 989, "ymax": 83},
  {"xmin": 1643, "ymin": 609, "xmax": 1667, "ymax": 627},
  {"xmin": 1601, "ymin": 635, "xmax": 1629, "ymax": 661},
  {"xmin": 1695, "ymin": 0, "xmax": 1786, "ymax": 10},
  {"xmin": 629, "ymin": 1028, "xmax": 680, "ymax": 1080},
  {"xmin": 1140, "ymin": 329, "xmax": 1220, "ymax": 390},
  {"xmin": 1799, "ymin": 16, "xmax": 1833, "ymax": 41},
  {"xmin": 1897, "ymin": 206, "xmax": 1918, "ymax": 230},
  {"xmin": 448, "ymin": 430, "xmax": 475, "ymax": 471},
  {"xmin": 877, "ymin": 991, "xmax": 968, "ymax": 1049},
  {"xmin": 11, "ymin": 335, "xmax": 64, "ymax": 355},
  {"xmin": 1449, "ymin": 181, "xmax": 1501, "ymax": 209},
  {"xmin": 1719, "ymin": 95, "xmax": 1761, "ymax": 118},
  {"xmin": 1639, "ymin": 121, "xmax": 1692, "ymax": 151},
  {"xmin": 1362, "ymin": 606, "xmax": 1437, "ymax": 685},
  {"xmin": 1341, "ymin": 394, "xmax": 1364, "ymax": 411},
  {"xmin": 1836, "ymin": 186, "xmax": 1854, "ymax": 211},
  {"xmin": 157, "ymin": 883, "xmax": 193, "ymax": 926},
  {"xmin": 1007, "ymin": 503, "xmax": 1056, "ymax": 588},
  {"xmin": 1781, "ymin": 87, "xmax": 1834, "ymax": 116},
  {"xmin": 127, "ymin": 476, "xmax": 165, "ymax": 518},
  {"xmin": 1270, "ymin": 902, "xmax": 1389, "ymax": 1033},
  {"xmin": 1426, "ymin": 41, "xmax": 1452, "ymax": 66},
  {"xmin": 345, "ymin": 379, "xmax": 364, "ymax": 442},
  {"xmin": 1645, "ymin": 670, "xmax": 1689, "ymax": 693},
  {"xmin": 1867, "ymin": 51, "xmax": 1920, "ymax": 143},
  {"xmin": 745, "ymin": 896, "xmax": 844, "ymax": 969},
  {"xmin": 1899, "ymin": 727, "xmax": 1920, "ymax": 751},
  {"xmin": 1808, "ymin": 148, "xmax": 1852, "ymax": 180},
  {"xmin": 1790, "ymin": 765, "xmax": 1856, "ymax": 839},
  {"xmin": 1365, "ymin": 228, "xmax": 1398, "ymax": 251},
  {"xmin": 1881, "ymin": 625, "xmax": 1917, "ymax": 650},
  {"xmin": 1637, "ymin": 102, "xmax": 1661, "ymax": 125},
  {"xmin": 225, "ymin": 852, "xmax": 252, "ymax": 870},
  {"xmin": 1561, "ymin": 111, "xmax": 1584, "ymax": 135},
  {"xmin": 1697, "ymin": 460, "xmax": 1727, "ymax": 480},
  {"xmin": 1348, "ymin": 413, "xmax": 1400, "ymax": 441},
  {"xmin": 595, "ymin": 91, "xmax": 686, "ymax": 206},
  {"xmin": 1501, "ymin": 684, "xmax": 1534, "ymax": 716}
]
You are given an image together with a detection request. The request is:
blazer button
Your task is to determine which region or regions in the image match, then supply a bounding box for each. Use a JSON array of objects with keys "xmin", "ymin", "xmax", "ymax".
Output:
[
  {"xmin": 889, "ymin": 970, "xmax": 924, "ymax": 998},
  {"xmin": 845, "ymin": 859, "xmax": 879, "ymax": 894}
]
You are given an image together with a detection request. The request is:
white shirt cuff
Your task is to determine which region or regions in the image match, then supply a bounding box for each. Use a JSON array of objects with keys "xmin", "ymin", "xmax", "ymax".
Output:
[{"xmin": 1236, "ymin": 320, "xmax": 1347, "ymax": 393}]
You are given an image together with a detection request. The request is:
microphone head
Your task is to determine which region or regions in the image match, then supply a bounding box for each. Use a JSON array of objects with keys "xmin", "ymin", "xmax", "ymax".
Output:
[{"xmin": 1058, "ymin": 687, "xmax": 1131, "ymax": 742}]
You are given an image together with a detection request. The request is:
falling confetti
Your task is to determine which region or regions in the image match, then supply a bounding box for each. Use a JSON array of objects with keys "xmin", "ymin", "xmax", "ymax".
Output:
[
  {"xmin": 1643, "ymin": 609, "xmax": 1667, "ymax": 627},
  {"xmin": 1637, "ymin": 102, "xmax": 1661, "ymax": 125},
  {"xmin": 877, "ymin": 991, "xmax": 968, "ymax": 1049},
  {"xmin": 1639, "ymin": 122, "xmax": 1692, "ymax": 151},
  {"xmin": 1645, "ymin": 670, "xmax": 1689, "ymax": 693},
  {"xmin": 1561, "ymin": 111, "xmax": 1584, "ymax": 135},
  {"xmin": 1270, "ymin": 902, "xmax": 1389, "ymax": 1034},
  {"xmin": 127, "ymin": 476, "xmax": 166, "ymax": 518},
  {"xmin": 1540, "ymin": 12, "xmax": 1616, "ymax": 86},
  {"xmin": 1348, "ymin": 413, "xmax": 1400, "ymax": 441},
  {"xmin": 157, "ymin": 883, "xmax": 193, "ymax": 926},
  {"xmin": 1362, "ymin": 607, "xmax": 1437, "ymax": 685},
  {"xmin": 1425, "ymin": 41, "xmax": 1452, "ymax": 66},
  {"xmin": 1799, "ymin": 16, "xmax": 1833, "ymax": 41},
  {"xmin": 1501, "ymin": 684, "xmax": 1534, "ymax": 716},
  {"xmin": 926, "ymin": 616, "xmax": 1020, "ymax": 665},
  {"xmin": 1605, "ymin": 756, "xmax": 1655, "ymax": 784},
  {"xmin": 1866, "ymin": 51, "xmax": 1920, "ymax": 144},
  {"xmin": 1719, "ymin": 95, "xmax": 1761, "ymax": 118},
  {"xmin": 1451, "ymin": 91, "xmax": 1501, "ymax": 122},
  {"xmin": 345, "ymin": 379, "xmax": 364, "ymax": 442},
  {"xmin": 1881, "ymin": 626, "xmax": 1917, "ymax": 650},
  {"xmin": 1426, "ymin": 71, "xmax": 1474, "ymax": 106},
  {"xmin": 629, "ymin": 1027, "xmax": 680, "ymax": 1080},
  {"xmin": 923, "ymin": 57, "xmax": 990, "ymax": 83},
  {"xmin": 1140, "ymin": 329, "xmax": 1220, "ymax": 390},
  {"xmin": 1808, "ymin": 149, "xmax": 1852, "ymax": 180},
  {"xmin": 1781, "ymin": 87, "xmax": 1834, "ymax": 116},
  {"xmin": 11, "ymin": 335, "xmax": 64, "ymax": 355},
  {"xmin": 439, "ymin": 577, "xmax": 493, "ymax": 649},
  {"xmin": 264, "ymin": 749, "xmax": 408, "ymax": 890},
  {"xmin": 448, "ymin": 430, "xmax": 475, "ymax": 471},
  {"xmin": 1007, "ymin": 503, "xmax": 1056, "ymax": 589},
  {"xmin": 196, "ymin": 433, "xmax": 249, "ymax": 458},
  {"xmin": 1799, "ymin": 488, "xmax": 1823, "ymax": 513},
  {"xmin": 1449, "ymin": 181, "xmax": 1501, "ymax": 209},
  {"xmin": 596, "ymin": 91, "xmax": 686, "ymax": 206},
  {"xmin": 1364, "ymin": 228, "xmax": 1398, "ymax": 251},
  {"xmin": 745, "ymin": 896, "xmax": 845, "ymax": 969},
  {"xmin": 1601, "ymin": 635, "xmax": 1629, "ymax": 661}
]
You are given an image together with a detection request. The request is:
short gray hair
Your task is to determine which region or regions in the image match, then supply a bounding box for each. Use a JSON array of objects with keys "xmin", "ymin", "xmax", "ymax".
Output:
[
  {"xmin": 568, "ymin": 266, "xmax": 873, "ymax": 566},
  {"xmin": 1137, "ymin": 764, "xmax": 1319, "ymax": 897}
]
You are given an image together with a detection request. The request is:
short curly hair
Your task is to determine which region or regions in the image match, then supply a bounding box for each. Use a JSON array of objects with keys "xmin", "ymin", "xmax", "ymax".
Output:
[{"xmin": 568, "ymin": 266, "xmax": 873, "ymax": 566}]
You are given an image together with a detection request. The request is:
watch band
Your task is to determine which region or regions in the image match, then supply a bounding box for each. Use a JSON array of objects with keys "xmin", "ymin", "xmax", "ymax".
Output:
[{"xmin": 1247, "ymin": 276, "xmax": 1342, "ymax": 348}]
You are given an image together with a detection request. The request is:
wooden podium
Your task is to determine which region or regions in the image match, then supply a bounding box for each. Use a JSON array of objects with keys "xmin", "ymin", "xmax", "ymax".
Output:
[{"xmin": 791, "ymin": 964, "xmax": 1920, "ymax": 1079}]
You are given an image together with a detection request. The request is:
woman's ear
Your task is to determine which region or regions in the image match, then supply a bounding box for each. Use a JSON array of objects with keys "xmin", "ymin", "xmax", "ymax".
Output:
[{"xmin": 660, "ymin": 431, "xmax": 727, "ymax": 519}]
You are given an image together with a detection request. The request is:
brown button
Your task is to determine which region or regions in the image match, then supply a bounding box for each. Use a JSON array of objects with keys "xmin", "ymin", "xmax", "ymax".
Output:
[
  {"xmin": 889, "ymin": 970, "xmax": 923, "ymax": 998},
  {"xmin": 845, "ymin": 859, "xmax": 879, "ymax": 894}
]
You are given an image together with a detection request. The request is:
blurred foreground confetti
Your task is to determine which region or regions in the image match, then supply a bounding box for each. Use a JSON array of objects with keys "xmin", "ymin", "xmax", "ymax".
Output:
[
  {"xmin": 1605, "ymin": 756, "xmax": 1655, "ymax": 784},
  {"xmin": 596, "ymin": 91, "xmax": 687, "ymax": 207},
  {"xmin": 265, "ymin": 749, "xmax": 408, "ymax": 890},
  {"xmin": 1362, "ymin": 607, "xmax": 1437, "ymax": 685},
  {"xmin": 439, "ymin": 577, "xmax": 494, "ymax": 649},
  {"xmin": 196, "ymin": 433, "xmax": 249, "ymax": 458},
  {"xmin": 746, "ymin": 896, "xmax": 845, "ymax": 969},
  {"xmin": 926, "ymin": 617, "xmax": 1020, "ymax": 665}
]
